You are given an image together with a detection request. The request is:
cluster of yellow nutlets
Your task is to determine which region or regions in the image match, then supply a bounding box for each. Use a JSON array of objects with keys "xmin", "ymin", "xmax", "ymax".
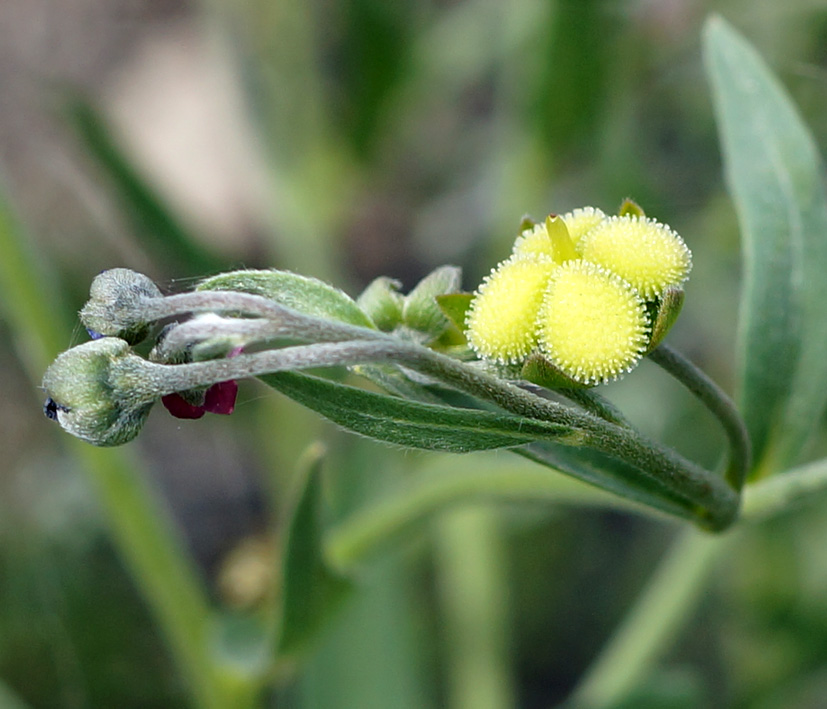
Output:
[{"xmin": 465, "ymin": 206, "xmax": 692, "ymax": 385}]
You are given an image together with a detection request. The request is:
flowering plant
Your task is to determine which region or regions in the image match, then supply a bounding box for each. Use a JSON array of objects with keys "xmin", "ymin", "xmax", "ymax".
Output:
[
  {"xmin": 5, "ymin": 15, "xmax": 827, "ymax": 709},
  {"xmin": 42, "ymin": 204, "xmax": 746, "ymax": 531}
]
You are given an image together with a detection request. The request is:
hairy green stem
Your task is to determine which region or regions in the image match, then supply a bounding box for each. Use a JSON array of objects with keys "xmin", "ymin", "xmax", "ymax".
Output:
[
  {"xmin": 518, "ymin": 381, "xmax": 632, "ymax": 427},
  {"xmin": 648, "ymin": 345, "xmax": 751, "ymax": 491},
  {"xmin": 144, "ymin": 291, "xmax": 345, "ymax": 337},
  {"xmin": 130, "ymin": 327, "xmax": 739, "ymax": 529}
]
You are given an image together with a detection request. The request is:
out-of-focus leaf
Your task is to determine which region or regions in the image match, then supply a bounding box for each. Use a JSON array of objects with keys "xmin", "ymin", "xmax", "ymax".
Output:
[
  {"xmin": 704, "ymin": 17, "xmax": 827, "ymax": 475},
  {"xmin": 534, "ymin": 0, "xmax": 610, "ymax": 153},
  {"xmin": 0, "ymin": 681, "xmax": 32, "ymax": 709},
  {"xmin": 259, "ymin": 371, "xmax": 574, "ymax": 453},
  {"xmin": 277, "ymin": 446, "xmax": 353, "ymax": 657},
  {"xmin": 0, "ymin": 191, "xmax": 72, "ymax": 373},
  {"xmin": 67, "ymin": 96, "xmax": 223, "ymax": 276},
  {"xmin": 325, "ymin": 453, "xmax": 643, "ymax": 569},
  {"xmin": 197, "ymin": 269, "xmax": 375, "ymax": 329}
]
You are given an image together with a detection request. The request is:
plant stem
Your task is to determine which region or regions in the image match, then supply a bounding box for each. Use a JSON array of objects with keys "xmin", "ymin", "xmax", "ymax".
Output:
[
  {"xmin": 742, "ymin": 455, "xmax": 827, "ymax": 521},
  {"xmin": 138, "ymin": 332, "xmax": 739, "ymax": 530},
  {"xmin": 79, "ymin": 446, "xmax": 249, "ymax": 709},
  {"xmin": 648, "ymin": 344, "xmax": 751, "ymax": 491},
  {"xmin": 325, "ymin": 455, "xmax": 634, "ymax": 569},
  {"xmin": 567, "ymin": 528, "xmax": 730, "ymax": 708},
  {"xmin": 433, "ymin": 507, "xmax": 516, "ymax": 709},
  {"xmin": 0, "ymin": 198, "xmax": 247, "ymax": 709},
  {"xmin": 144, "ymin": 291, "xmax": 317, "ymax": 328}
]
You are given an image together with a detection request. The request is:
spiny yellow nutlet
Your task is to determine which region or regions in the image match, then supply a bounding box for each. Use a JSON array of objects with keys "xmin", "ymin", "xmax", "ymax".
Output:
[
  {"xmin": 513, "ymin": 222, "xmax": 554, "ymax": 259},
  {"xmin": 537, "ymin": 260, "xmax": 649, "ymax": 385},
  {"xmin": 578, "ymin": 215, "xmax": 692, "ymax": 299},
  {"xmin": 466, "ymin": 256, "xmax": 557, "ymax": 363},
  {"xmin": 513, "ymin": 207, "xmax": 607, "ymax": 260},
  {"xmin": 562, "ymin": 206, "xmax": 607, "ymax": 247}
]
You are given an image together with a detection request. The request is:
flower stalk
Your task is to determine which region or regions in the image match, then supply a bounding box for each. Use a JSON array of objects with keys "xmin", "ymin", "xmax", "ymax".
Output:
[{"xmin": 647, "ymin": 344, "xmax": 751, "ymax": 492}]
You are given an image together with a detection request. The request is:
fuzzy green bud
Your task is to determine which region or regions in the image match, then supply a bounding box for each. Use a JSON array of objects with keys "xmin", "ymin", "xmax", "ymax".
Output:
[
  {"xmin": 79, "ymin": 268, "xmax": 163, "ymax": 344},
  {"xmin": 356, "ymin": 277, "xmax": 405, "ymax": 331},
  {"xmin": 402, "ymin": 266, "xmax": 463, "ymax": 343},
  {"xmin": 42, "ymin": 338, "xmax": 156, "ymax": 446}
]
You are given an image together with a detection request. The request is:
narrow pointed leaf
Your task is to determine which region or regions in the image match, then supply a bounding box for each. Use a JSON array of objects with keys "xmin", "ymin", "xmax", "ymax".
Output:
[
  {"xmin": 261, "ymin": 372, "xmax": 711, "ymax": 525},
  {"xmin": 278, "ymin": 447, "xmax": 353, "ymax": 657},
  {"xmin": 198, "ymin": 269, "xmax": 375, "ymax": 329},
  {"xmin": 704, "ymin": 16, "xmax": 827, "ymax": 474},
  {"xmin": 259, "ymin": 371, "xmax": 575, "ymax": 452}
]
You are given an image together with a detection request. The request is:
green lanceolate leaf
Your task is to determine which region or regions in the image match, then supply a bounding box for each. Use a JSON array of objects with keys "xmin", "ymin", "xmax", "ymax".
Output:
[
  {"xmin": 260, "ymin": 372, "xmax": 727, "ymax": 526},
  {"xmin": 704, "ymin": 17, "xmax": 827, "ymax": 475},
  {"xmin": 517, "ymin": 443, "xmax": 699, "ymax": 525},
  {"xmin": 277, "ymin": 446, "xmax": 353, "ymax": 657},
  {"xmin": 258, "ymin": 371, "xmax": 575, "ymax": 453},
  {"xmin": 197, "ymin": 269, "xmax": 375, "ymax": 329}
]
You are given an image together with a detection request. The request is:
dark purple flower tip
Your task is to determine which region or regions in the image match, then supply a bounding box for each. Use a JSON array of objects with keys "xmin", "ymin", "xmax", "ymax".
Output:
[
  {"xmin": 162, "ymin": 393, "xmax": 206, "ymax": 419},
  {"xmin": 87, "ymin": 328, "xmax": 104, "ymax": 340},
  {"xmin": 203, "ymin": 379, "xmax": 238, "ymax": 415}
]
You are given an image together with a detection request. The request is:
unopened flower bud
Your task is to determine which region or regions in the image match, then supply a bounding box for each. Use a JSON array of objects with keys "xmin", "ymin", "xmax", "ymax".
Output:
[
  {"xmin": 42, "ymin": 338, "xmax": 156, "ymax": 446},
  {"xmin": 403, "ymin": 266, "xmax": 463, "ymax": 342},
  {"xmin": 79, "ymin": 269, "xmax": 163, "ymax": 344},
  {"xmin": 357, "ymin": 277, "xmax": 404, "ymax": 331}
]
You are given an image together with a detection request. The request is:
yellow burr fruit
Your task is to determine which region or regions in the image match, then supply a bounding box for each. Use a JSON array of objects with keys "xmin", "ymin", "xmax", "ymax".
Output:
[
  {"xmin": 537, "ymin": 260, "xmax": 650, "ymax": 385},
  {"xmin": 466, "ymin": 256, "xmax": 557, "ymax": 364},
  {"xmin": 578, "ymin": 215, "xmax": 692, "ymax": 299}
]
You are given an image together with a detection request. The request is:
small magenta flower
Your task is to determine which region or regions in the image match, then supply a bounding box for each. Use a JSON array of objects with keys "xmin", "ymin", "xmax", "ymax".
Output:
[
  {"xmin": 466, "ymin": 256, "xmax": 557, "ymax": 363},
  {"xmin": 160, "ymin": 346, "xmax": 242, "ymax": 419},
  {"xmin": 161, "ymin": 380, "xmax": 238, "ymax": 418},
  {"xmin": 537, "ymin": 260, "xmax": 650, "ymax": 385},
  {"xmin": 578, "ymin": 215, "xmax": 692, "ymax": 299}
]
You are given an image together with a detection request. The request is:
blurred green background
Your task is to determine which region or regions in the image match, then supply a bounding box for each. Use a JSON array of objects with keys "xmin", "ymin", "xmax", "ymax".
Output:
[{"xmin": 2, "ymin": 0, "xmax": 827, "ymax": 707}]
